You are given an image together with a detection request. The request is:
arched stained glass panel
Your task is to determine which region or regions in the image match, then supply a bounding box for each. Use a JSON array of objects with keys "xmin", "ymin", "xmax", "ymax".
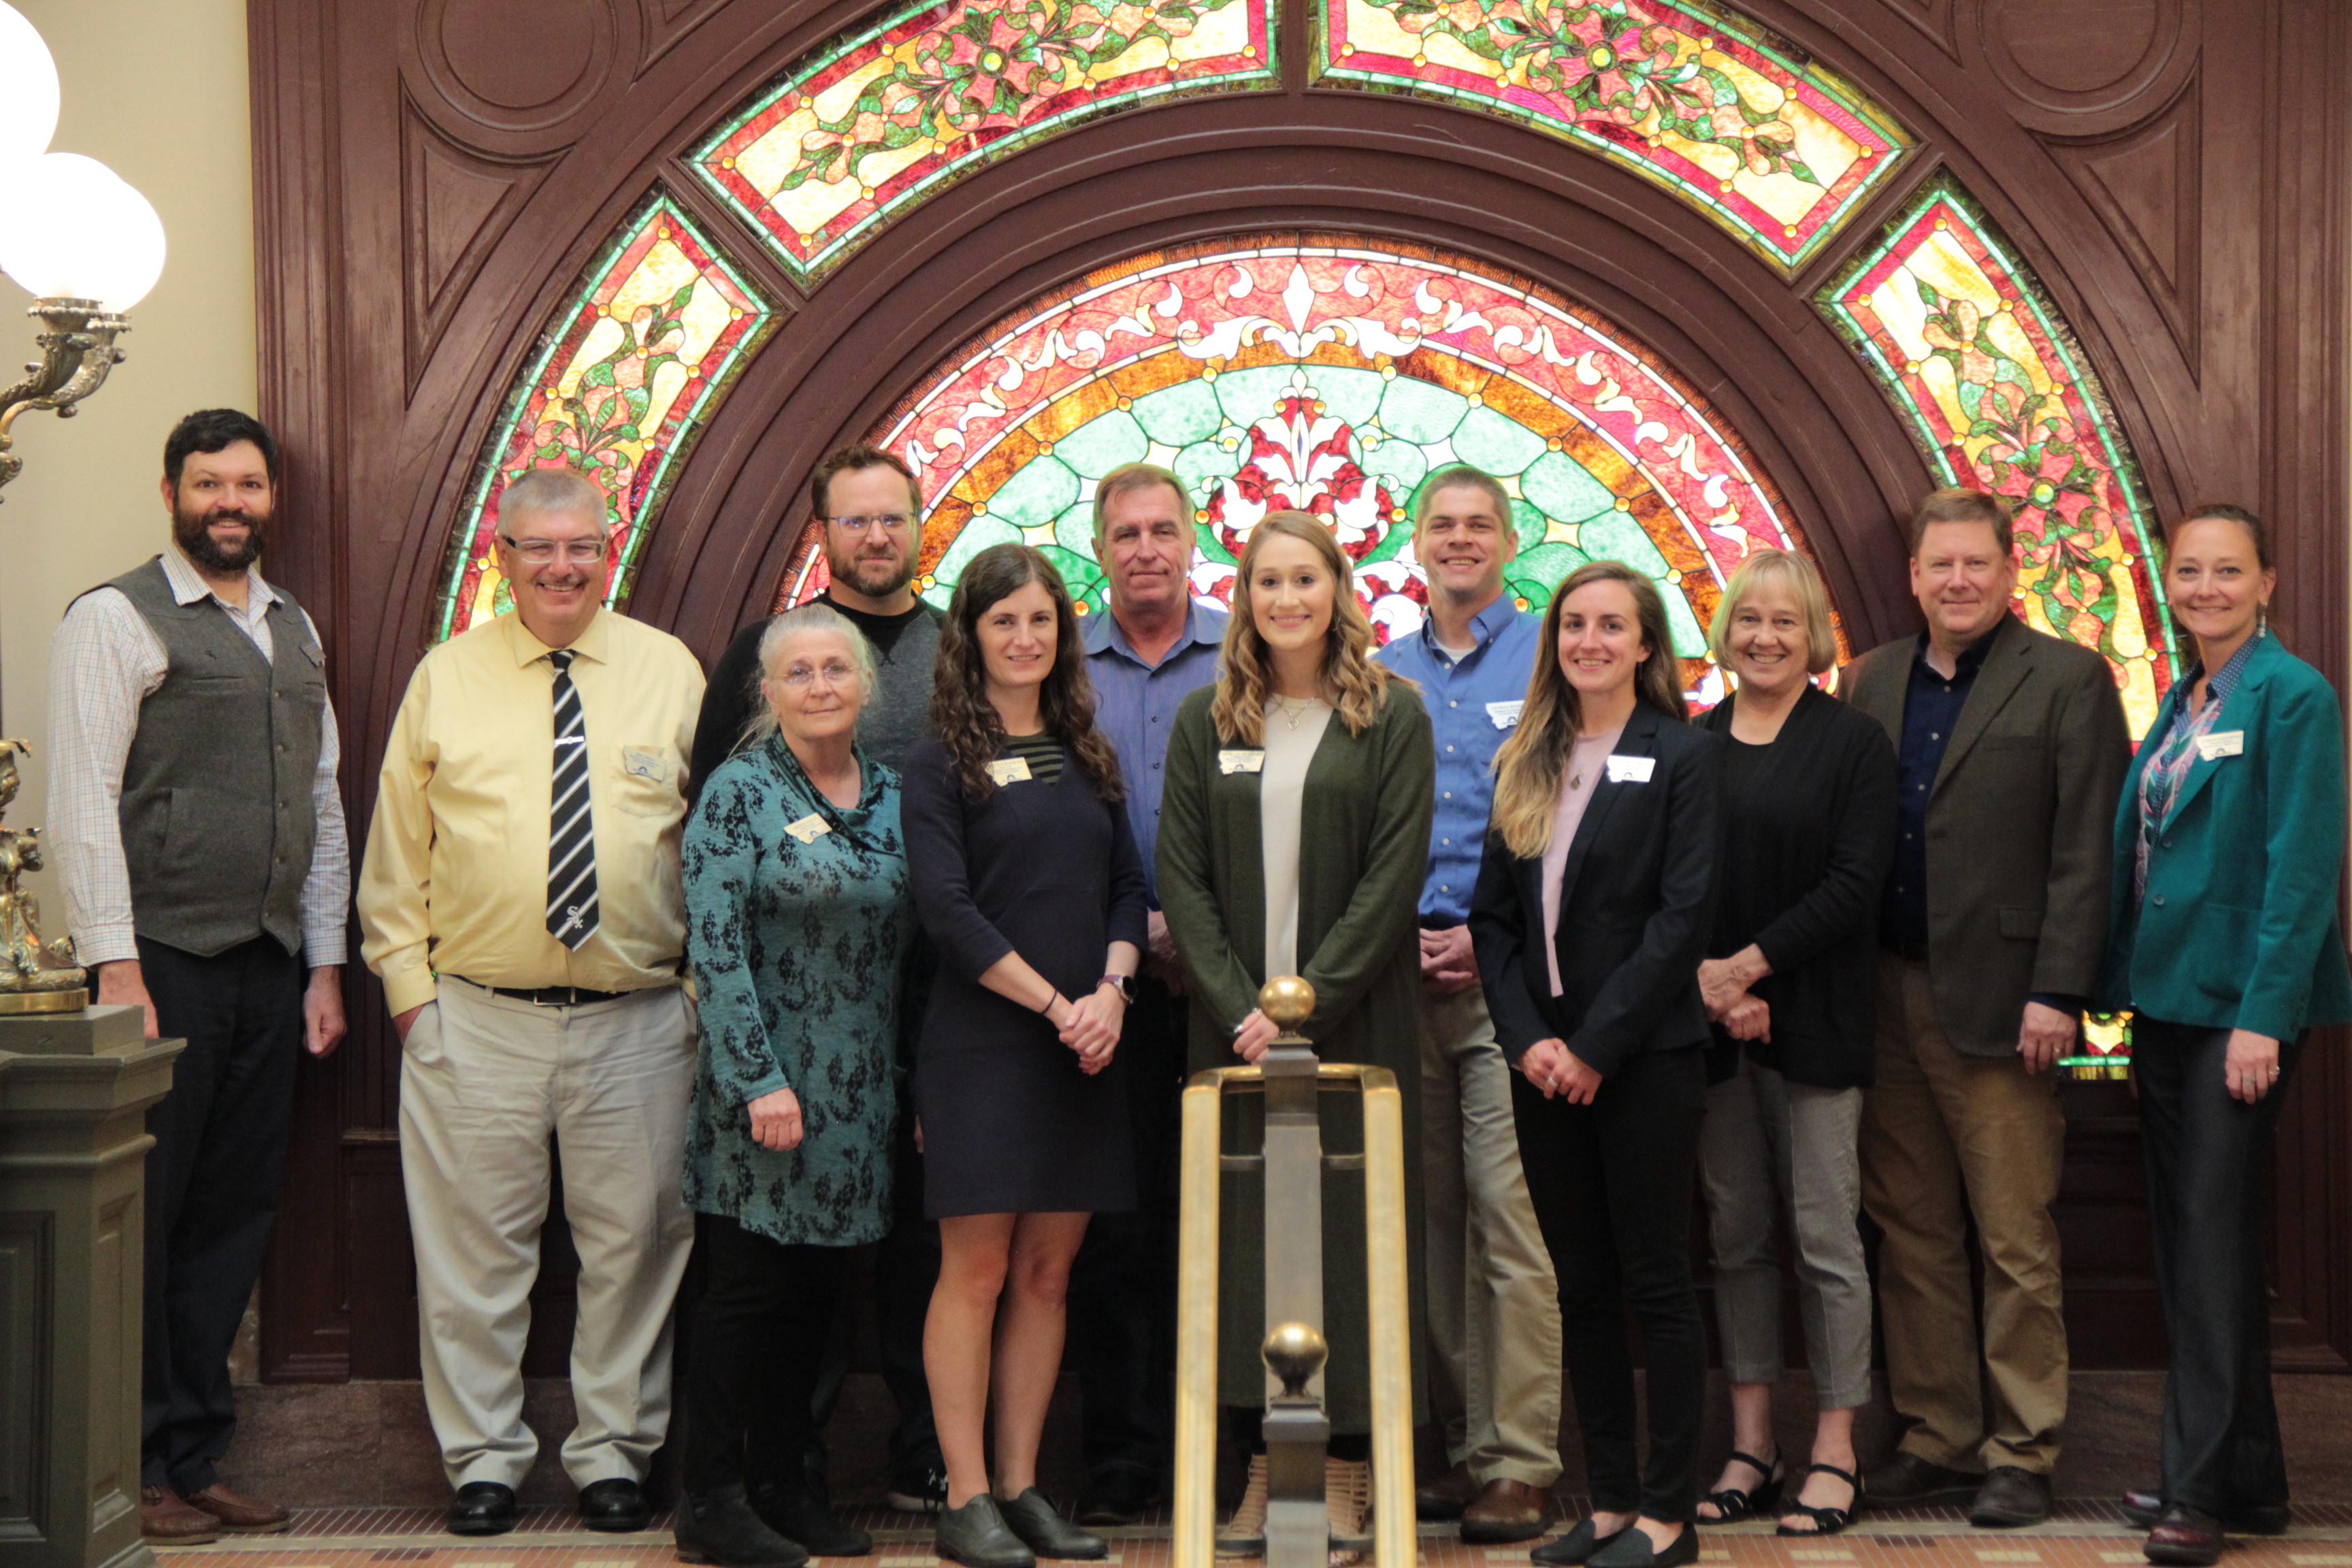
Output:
[{"xmin": 777, "ymin": 233, "xmax": 1815, "ymax": 704}]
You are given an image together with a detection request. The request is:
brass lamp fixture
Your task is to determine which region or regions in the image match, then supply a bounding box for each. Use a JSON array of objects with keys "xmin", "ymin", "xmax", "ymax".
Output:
[{"xmin": 0, "ymin": 1, "xmax": 169, "ymax": 1011}]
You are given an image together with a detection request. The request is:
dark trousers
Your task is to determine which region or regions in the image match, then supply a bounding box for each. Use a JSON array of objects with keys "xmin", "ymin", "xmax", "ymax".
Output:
[
  {"xmin": 2136, "ymin": 1016, "xmax": 2300, "ymax": 1514},
  {"xmin": 1068, "ymin": 978, "xmax": 1186, "ymax": 1482},
  {"xmin": 1512, "ymin": 1047, "xmax": 1706, "ymax": 1522},
  {"xmin": 137, "ymin": 934, "xmax": 306, "ymax": 1492},
  {"xmin": 687, "ymin": 1213, "xmax": 851, "ymax": 1494}
]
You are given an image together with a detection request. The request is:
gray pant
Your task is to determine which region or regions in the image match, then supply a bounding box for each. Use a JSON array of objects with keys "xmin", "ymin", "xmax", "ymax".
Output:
[{"xmin": 1699, "ymin": 1054, "xmax": 1872, "ymax": 1410}]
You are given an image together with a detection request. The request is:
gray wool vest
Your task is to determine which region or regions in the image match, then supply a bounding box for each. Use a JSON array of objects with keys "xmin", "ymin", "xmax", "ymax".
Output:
[{"xmin": 100, "ymin": 558, "xmax": 327, "ymax": 958}]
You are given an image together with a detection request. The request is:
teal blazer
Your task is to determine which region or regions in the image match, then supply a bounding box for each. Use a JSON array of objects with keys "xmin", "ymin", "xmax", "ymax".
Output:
[{"xmin": 2099, "ymin": 632, "xmax": 2352, "ymax": 1039}]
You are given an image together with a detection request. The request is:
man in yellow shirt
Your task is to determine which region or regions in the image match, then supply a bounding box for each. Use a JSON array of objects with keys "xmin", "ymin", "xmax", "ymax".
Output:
[{"xmin": 359, "ymin": 468, "xmax": 705, "ymax": 1538}]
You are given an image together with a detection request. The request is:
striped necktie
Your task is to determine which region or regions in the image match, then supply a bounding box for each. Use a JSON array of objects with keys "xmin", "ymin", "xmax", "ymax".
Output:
[{"xmin": 546, "ymin": 649, "xmax": 600, "ymax": 949}]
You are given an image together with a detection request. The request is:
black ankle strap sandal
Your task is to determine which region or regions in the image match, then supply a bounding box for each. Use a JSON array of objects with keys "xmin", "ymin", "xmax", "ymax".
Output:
[
  {"xmin": 1775, "ymin": 1463, "xmax": 1861, "ymax": 1538},
  {"xmin": 1699, "ymin": 1451, "xmax": 1784, "ymax": 1522}
]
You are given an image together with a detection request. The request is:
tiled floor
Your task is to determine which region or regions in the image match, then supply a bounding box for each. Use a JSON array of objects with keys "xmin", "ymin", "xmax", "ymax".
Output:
[{"xmin": 168, "ymin": 1500, "xmax": 2352, "ymax": 1568}]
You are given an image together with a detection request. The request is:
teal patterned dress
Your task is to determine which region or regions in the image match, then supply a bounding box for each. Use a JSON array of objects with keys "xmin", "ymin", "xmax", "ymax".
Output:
[{"xmin": 683, "ymin": 732, "xmax": 912, "ymax": 1247}]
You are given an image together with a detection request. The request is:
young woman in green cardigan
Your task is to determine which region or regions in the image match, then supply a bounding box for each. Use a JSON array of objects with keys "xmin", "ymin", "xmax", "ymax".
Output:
[{"xmin": 1156, "ymin": 512, "xmax": 1435, "ymax": 1563}]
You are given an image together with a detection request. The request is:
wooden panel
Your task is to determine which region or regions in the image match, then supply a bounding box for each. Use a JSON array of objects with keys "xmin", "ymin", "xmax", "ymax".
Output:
[{"xmin": 248, "ymin": 0, "xmax": 2352, "ymax": 1379}]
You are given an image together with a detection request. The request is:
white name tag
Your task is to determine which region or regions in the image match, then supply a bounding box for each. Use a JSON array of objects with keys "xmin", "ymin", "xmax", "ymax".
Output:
[
  {"xmin": 2195, "ymin": 730, "xmax": 2244, "ymax": 762},
  {"xmin": 783, "ymin": 813, "xmax": 831, "ymax": 844},
  {"xmin": 1486, "ymin": 700, "xmax": 1524, "ymax": 730},
  {"xmin": 1219, "ymin": 749, "xmax": 1266, "ymax": 774},
  {"xmin": 985, "ymin": 757, "xmax": 1032, "ymax": 786},
  {"xmin": 1605, "ymin": 753, "xmax": 1656, "ymax": 784},
  {"xmin": 622, "ymin": 745, "xmax": 673, "ymax": 782}
]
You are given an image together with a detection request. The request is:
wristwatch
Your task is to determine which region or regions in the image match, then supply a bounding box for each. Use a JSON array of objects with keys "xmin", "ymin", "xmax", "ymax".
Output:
[{"xmin": 1099, "ymin": 972, "xmax": 1137, "ymax": 1002}]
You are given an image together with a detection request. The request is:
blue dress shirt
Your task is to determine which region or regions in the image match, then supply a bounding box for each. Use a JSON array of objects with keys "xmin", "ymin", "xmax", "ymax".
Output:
[
  {"xmin": 1082, "ymin": 598, "xmax": 1229, "ymax": 906},
  {"xmin": 1375, "ymin": 594, "xmax": 1544, "ymax": 924}
]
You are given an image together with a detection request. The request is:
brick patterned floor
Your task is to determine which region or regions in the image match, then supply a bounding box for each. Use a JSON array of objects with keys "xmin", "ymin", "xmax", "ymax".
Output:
[{"xmin": 165, "ymin": 1498, "xmax": 2352, "ymax": 1567}]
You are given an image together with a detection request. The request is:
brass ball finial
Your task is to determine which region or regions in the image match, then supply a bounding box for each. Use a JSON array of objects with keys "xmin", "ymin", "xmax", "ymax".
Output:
[
  {"xmin": 1262, "ymin": 1321, "xmax": 1328, "ymax": 1397},
  {"xmin": 1259, "ymin": 975, "xmax": 1315, "ymax": 1030}
]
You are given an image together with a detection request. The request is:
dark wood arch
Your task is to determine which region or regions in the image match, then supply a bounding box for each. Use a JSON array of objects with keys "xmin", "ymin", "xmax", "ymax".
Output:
[{"xmin": 248, "ymin": 0, "xmax": 2352, "ymax": 1381}]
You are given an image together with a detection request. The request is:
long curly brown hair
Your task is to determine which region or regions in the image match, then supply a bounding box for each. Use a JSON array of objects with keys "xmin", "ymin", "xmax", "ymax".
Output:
[
  {"xmin": 1209, "ymin": 511, "xmax": 1394, "ymax": 745},
  {"xmin": 930, "ymin": 542, "xmax": 1125, "ymax": 804}
]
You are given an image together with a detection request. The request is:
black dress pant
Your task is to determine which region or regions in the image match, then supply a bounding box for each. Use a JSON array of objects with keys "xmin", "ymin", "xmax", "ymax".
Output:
[
  {"xmin": 2135, "ymin": 1016, "xmax": 2300, "ymax": 1515},
  {"xmin": 137, "ymin": 934, "xmax": 306, "ymax": 1492},
  {"xmin": 1068, "ymin": 978, "xmax": 1186, "ymax": 1482},
  {"xmin": 1512, "ymin": 1046, "xmax": 1706, "ymax": 1522},
  {"xmin": 687, "ymin": 1213, "xmax": 852, "ymax": 1494}
]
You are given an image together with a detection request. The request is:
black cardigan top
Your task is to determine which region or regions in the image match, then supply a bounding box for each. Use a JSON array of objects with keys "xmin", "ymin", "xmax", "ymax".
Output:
[{"xmin": 1695, "ymin": 683, "xmax": 1898, "ymax": 1089}]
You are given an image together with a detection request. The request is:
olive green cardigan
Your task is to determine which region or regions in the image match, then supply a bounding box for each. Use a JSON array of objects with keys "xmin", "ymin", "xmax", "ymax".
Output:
[{"xmin": 1156, "ymin": 679, "xmax": 1435, "ymax": 1428}]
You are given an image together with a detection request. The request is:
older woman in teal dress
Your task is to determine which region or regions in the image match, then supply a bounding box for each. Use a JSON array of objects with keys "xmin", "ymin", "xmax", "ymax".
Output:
[{"xmin": 678, "ymin": 603, "xmax": 913, "ymax": 1568}]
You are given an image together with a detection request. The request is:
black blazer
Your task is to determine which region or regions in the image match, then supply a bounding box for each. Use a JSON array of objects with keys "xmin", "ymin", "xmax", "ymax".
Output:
[
  {"xmin": 1695, "ymin": 685, "xmax": 1897, "ymax": 1089},
  {"xmin": 1470, "ymin": 704, "xmax": 1721, "ymax": 1077}
]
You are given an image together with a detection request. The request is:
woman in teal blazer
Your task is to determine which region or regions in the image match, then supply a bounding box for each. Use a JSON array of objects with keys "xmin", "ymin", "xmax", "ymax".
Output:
[{"xmin": 2097, "ymin": 505, "xmax": 2352, "ymax": 1567}]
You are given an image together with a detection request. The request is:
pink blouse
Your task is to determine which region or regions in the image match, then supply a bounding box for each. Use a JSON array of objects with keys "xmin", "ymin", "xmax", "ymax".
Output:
[{"xmin": 1539, "ymin": 725, "xmax": 1625, "ymax": 998}]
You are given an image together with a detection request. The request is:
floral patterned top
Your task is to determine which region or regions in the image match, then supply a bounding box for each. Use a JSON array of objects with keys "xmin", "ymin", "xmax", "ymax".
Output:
[{"xmin": 683, "ymin": 732, "xmax": 911, "ymax": 1247}]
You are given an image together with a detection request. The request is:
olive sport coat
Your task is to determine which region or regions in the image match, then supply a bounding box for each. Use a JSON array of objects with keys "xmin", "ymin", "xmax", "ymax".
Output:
[{"xmin": 1843, "ymin": 614, "xmax": 2130, "ymax": 1058}]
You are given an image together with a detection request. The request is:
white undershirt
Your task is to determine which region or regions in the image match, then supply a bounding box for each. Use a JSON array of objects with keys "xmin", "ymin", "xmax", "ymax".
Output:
[{"xmin": 1259, "ymin": 697, "xmax": 1335, "ymax": 981}]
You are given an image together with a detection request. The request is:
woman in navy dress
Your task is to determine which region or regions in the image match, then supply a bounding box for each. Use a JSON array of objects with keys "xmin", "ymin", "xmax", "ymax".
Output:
[{"xmin": 902, "ymin": 544, "xmax": 1147, "ymax": 1568}]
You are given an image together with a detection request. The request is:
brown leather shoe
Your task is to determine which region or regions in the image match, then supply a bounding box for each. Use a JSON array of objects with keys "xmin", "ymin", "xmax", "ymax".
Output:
[
  {"xmin": 2144, "ymin": 1503, "xmax": 2224, "ymax": 1567},
  {"xmin": 1861, "ymin": 1452, "xmax": 1981, "ymax": 1508},
  {"xmin": 1416, "ymin": 1462, "xmax": 1479, "ymax": 1522},
  {"xmin": 1970, "ymin": 1467, "xmax": 2053, "ymax": 1528},
  {"xmin": 183, "ymin": 1482, "xmax": 293, "ymax": 1534},
  {"xmin": 140, "ymin": 1487, "xmax": 220, "ymax": 1546},
  {"xmin": 1460, "ymin": 1479, "xmax": 1550, "ymax": 1544}
]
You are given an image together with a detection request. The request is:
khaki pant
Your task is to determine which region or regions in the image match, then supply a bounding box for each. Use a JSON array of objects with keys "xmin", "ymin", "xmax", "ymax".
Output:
[
  {"xmin": 399, "ymin": 978, "xmax": 697, "ymax": 1489},
  {"xmin": 1420, "ymin": 985, "xmax": 1562, "ymax": 1487},
  {"xmin": 1860, "ymin": 956, "xmax": 2067, "ymax": 1475}
]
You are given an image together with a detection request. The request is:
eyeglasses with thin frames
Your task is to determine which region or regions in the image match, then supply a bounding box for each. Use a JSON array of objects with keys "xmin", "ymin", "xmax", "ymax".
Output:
[
  {"xmin": 500, "ymin": 536, "xmax": 607, "ymax": 565},
  {"xmin": 828, "ymin": 513, "xmax": 915, "ymax": 536}
]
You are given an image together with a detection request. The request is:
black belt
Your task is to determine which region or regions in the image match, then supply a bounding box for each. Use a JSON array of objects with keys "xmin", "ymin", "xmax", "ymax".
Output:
[{"xmin": 462, "ymin": 979, "xmax": 631, "ymax": 1007}]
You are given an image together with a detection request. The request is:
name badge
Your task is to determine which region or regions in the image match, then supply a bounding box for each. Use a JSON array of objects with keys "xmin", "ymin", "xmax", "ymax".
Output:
[
  {"xmin": 622, "ymin": 745, "xmax": 674, "ymax": 783},
  {"xmin": 1219, "ymin": 749, "xmax": 1266, "ymax": 774},
  {"xmin": 2195, "ymin": 730, "xmax": 2245, "ymax": 762},
  {"xmin": 1486, "ymin": 700, "xmax": 1524, "ymax": 730},
  {"xmin": 783, "ymin": 813, "xmax": 831, "ymax": 845},
  {"xmin": 1604, "ymin": 754, "xmax": 1656, "ymax": 784},
  {"xmin": 985, "ymin": 757, "xmax": 1033, "ymax": 786}
]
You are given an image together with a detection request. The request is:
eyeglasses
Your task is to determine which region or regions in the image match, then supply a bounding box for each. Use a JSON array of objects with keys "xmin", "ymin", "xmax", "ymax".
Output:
[
  {"xmin": 500, "ymin": 536, "xmax": 606, "ymax": 565},
  {"xmin": 828, "ymin": 513, "xmax": 915, "ymax": 536},
  {"xmin": 776, "ymin": 659, "xmax": 861, "ymax": 689}
]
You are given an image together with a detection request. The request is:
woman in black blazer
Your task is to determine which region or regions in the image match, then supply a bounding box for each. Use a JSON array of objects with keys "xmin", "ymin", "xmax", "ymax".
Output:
[
  {"xmin": 1687, "ymin": 551, "xmax": 1895, "ymax": 1537},
  {"xmin": 1471, "ymin": 561, "xmax": 1720, "ymax": 1568}
]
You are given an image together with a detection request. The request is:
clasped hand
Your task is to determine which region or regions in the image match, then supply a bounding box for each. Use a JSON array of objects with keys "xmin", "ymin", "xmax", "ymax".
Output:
[
  {"xmin": 746, "ymin": 1086, "xmax": 803, "ymax": 1151},
  {"xmin": 1053, "ymin": 984, "xmax": 1125, "ymax": 1074},
  {"xmin": 1518, "ymin": 1037, "xmax": 1602, "ymax": 1104}
]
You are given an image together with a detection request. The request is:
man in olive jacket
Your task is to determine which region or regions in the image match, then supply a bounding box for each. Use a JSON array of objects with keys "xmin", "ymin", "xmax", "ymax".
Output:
[{"xmin": 1841, "ymin": 489, "xmax": 2129, "ymax": 1528}]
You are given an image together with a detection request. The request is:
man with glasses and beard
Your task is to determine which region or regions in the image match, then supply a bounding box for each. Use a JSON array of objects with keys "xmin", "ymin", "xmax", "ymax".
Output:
[
  {"xmin": 47, "ymin": 408, "xmax": 350, "ymax": 1546},
  {"xmin": 690, "ymin": 444, "xmax": 952, "ymax": 1516}
]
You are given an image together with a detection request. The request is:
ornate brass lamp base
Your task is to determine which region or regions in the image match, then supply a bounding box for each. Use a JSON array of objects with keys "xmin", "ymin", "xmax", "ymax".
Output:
[
  {"xmin": 1, "ymin": 740, "xmax": 88, "ymax": 1016},
  {"xmin": 0, "ymin": 987, "xmax": 88, "ymax": 1015}
]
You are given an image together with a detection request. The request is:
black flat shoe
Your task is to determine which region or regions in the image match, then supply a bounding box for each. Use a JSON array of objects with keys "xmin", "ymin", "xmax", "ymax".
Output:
[
  {"xmin": 1588, "ymin": 1523, "xmax": 1699, "ymax": 1568},
  {"xmin": 446, "ymin": 1482, "xmax": 515, "ymax": 1537},
  {"xmin": 1777, "ymin": 1465, "xmax": 1860, "ymax": 1537},
  {"xmin": 998, "ymin": 1489, "xmax": 1108, "ymax": 1561},
  {"xmin": 754, "ymin": 1476, "xmax": 874, "ymax": 1556},
  {"xmin": 2122, "ymin": 1489, "xmax": 2291, "ymax": 1535},
  {"xmin": 676, "ymin": 1485, "xmax": 809, "ymax": 1568},
  {"xmin": 1698, "ymin": 1450, "xmax": 1782, "ymax": 1522},
  {"xmin": 937, "ymin": 1494, "xmax": 1036, "ymax": 1568},
  {"xmin": 1531, "ymin": 1518, "xmax": 1631, "ymax": 1566},
  {"xmin": 580, "ymin": 1477, "xmax": 652, "ymax": 1533}
]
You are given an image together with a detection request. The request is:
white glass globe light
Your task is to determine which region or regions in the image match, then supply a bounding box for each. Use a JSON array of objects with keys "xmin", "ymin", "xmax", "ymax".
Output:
[
  {"xmin": 0, "ymin": 3, "xmax": 61, "ymax": 163},
  {"xmin": 0, "ymin": 152, "xmax": 168, "ymax": 310}
]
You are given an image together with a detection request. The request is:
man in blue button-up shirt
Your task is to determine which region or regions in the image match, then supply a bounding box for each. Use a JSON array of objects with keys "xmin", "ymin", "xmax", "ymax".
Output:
[
  {"xmin": 1374, "ymin": 467, "xmax": 1562, "ymax": 1541},
  {"xmin": 1068, "ymin": 463, "xmax": 1227, "ymax": 1524}
]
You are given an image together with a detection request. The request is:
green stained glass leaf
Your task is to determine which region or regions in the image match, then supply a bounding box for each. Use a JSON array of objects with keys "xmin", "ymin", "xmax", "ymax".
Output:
[
  {"xmin": 1361, "ymin": 438, "xmax": 1428, "ymax": 493},
  {"xmin": 1312, "ymin": 365, "xmax": 1385, "ymax": 428},
  {"xmin": 1519, "ymin": 451, "xmax": 1618, "ymax": 525},
  {"xmin": 986, "ymin": 457, "xmax": 1079, "ymax": 529},
  {"xmin": 1039, "ymin": 544, "xmax": 1107, "ymax": 613},
  {"xmin": 1510, "ymin": 497, "xmax": 1548, "ymax": 554},
  {"xmin": 1377, "ymin": 378, "xmax": 1469, "ymax": 443},
  {"xmin": 1662, "ymin": 585, "xmax": 1707, "ymax": 657},
  {"xmin": 1054, "ymin": 410, "xmax": 1149, "ymax": 478},
  {"xmin": 1175, "ymin": 435, "xmax": 1246, "ymax": 501},
  {"xmin": 1450, "ymin": 405, "xmax": 1547, "ymax": 476},
  {"xmin": 923, "ymin": 514, "xmax": 1023, "ymax": 607},
  {"xmin": 1578, "ymin": 510, "xmax": 1671, "ymax": 576},
  {"xmin": 1129, "ymin": 381, "xmax": 1225, "ymax": 446},
  {"xmin": 1505, "ymin": 541, "xmax": 1589, "ymax": 609},
  {"xmin": 1054, "ymin": 500, "xmax": 1099, "ymax": 555},
  {"xmin": 1212, "ymin": 365, "xmax": 1304, "ymax": 424}
]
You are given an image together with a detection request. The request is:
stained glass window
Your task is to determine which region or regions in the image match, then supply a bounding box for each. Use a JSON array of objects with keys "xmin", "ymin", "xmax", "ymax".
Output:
[
  {"xmin": 775, "ymin": 233, "xmax": 1811, "ymax": 704},
  {"xmin": 1816, "ymin": 173, "xmax": 2176, "ymax": 739},
  {"xmin": 435, "ymin": 195, "xmax": 780, "ymax": 642},
  {"xmin": 1310, "ymin": 0, "xmax": 1912, "ymax": 274},
  {"xmin": 691, "ymin": 0, "xmax": 1278, "ymax": 287}
]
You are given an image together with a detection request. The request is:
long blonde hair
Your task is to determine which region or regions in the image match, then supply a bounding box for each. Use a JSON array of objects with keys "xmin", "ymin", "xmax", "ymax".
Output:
[
  {"xmin": 1209, "ymin": 512, "xmax": 1392, "ymax": 745},
  {"xmin": 1489, "ymin": 561, "xmax": 1684, "ymax": 859}
]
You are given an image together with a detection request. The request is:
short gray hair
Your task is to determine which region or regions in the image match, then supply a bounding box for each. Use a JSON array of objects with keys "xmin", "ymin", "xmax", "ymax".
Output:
[
  {"xmin": 497, "ymin": 468, "xmax": 606, "ymax": 534},
  {"xmin": 742, "ymin": 602, "xmax": 879, "ymax": 749}
]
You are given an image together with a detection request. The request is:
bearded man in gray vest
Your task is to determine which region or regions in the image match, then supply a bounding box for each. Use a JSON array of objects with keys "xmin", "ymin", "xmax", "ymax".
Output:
[{"xmin": 47, "ymin": 408, "xmax": 350, "ymax": 1546}]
